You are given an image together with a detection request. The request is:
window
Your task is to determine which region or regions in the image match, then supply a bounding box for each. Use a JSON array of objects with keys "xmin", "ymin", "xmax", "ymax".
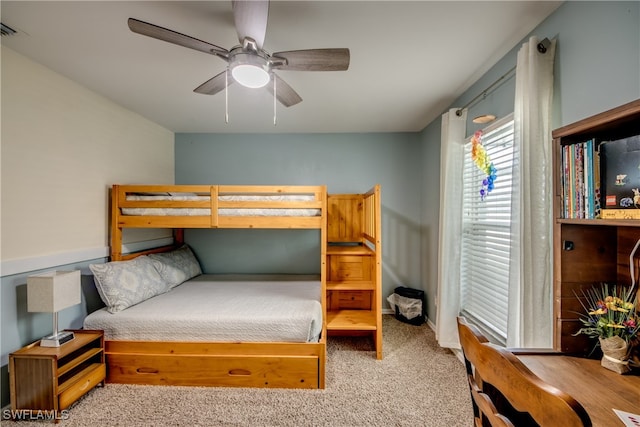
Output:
[{"xmin": 460, "ymin": 115, "xmax": 516, "ymax": 344}]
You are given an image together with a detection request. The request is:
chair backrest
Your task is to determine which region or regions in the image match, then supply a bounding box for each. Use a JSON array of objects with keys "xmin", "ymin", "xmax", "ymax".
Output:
[
  {"xmin": 456, "ymin": 317, "xmax": 591, "ymax": 427},
  {"xmin": 457, "ymin": 317, "xmax": 514, "ymax": 427}
]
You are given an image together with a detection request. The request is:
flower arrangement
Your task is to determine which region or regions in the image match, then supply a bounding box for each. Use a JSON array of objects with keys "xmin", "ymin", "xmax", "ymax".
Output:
[
  {"xmin": 574, "ymin": 283, "xmax": 639, "ymax": 373},
  {"xmin": 574, "ymin": 283, "xmax": 638, "ymax": 342},
  {"xmin": 470, "ymin": 130, "xmax": 497, "ymax": 200}
]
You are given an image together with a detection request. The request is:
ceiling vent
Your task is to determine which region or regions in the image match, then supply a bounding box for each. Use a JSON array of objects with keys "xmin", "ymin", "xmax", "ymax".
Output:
[{"xmin": 1, "ymin": 23, "xmax": 17, "ymax": 37}]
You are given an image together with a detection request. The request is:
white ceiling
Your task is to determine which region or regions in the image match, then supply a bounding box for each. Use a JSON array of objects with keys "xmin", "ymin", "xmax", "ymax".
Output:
[{"xmin": 1, "ymin": 1, "xmax": 562, "ymax": 133}]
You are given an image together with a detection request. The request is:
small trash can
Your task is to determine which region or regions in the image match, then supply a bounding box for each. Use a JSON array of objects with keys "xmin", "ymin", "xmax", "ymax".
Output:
[{"xmin": 387, "ymin": 286, "xmax": 426, "ymax": 325}]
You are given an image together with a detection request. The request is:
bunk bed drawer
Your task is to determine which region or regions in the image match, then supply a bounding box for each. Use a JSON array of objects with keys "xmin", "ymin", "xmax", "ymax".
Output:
[
  {"xmin": 328, "ymin": 255, "xmax": 372, "ymax": 282},
  {"xmin": 328, "ymin": 290, "xmax": 372, "ymax": 310},
  {"xmin": 106, "ymin": 353, "xmax": 319, "ymax": 388}
]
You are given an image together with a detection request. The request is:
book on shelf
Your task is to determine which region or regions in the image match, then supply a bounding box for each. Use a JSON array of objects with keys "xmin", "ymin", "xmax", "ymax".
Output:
[{"xmin": 560, "ymin": 139, "xmax": 599, "ymax": 219}]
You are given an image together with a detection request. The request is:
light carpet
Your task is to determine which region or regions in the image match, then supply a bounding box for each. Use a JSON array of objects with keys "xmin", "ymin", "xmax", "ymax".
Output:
[{"xmin": 2, "ymin": 315, "xmax": 472, "ymax": 426}]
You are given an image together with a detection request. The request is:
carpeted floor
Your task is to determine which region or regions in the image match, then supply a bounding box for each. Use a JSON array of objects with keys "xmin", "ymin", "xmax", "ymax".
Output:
[{"xmin": 1, "ymin": 315, "xmax": 472, "ymax": 426}]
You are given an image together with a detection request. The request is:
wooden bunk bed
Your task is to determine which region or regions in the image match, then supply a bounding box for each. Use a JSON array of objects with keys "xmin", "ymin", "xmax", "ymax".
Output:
[
  {"xmin": 104, "ymin": 184, "xmax": 327, "ymax": 389},
  {"xmin": 95, "ymin": 183, "xmax": 381, "ymax": 390}
]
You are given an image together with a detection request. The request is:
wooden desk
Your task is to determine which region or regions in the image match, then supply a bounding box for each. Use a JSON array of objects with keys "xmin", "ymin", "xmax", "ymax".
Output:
[{"xmin": 518, "ymin": 354, "xmax": 640, "ymax": 427}]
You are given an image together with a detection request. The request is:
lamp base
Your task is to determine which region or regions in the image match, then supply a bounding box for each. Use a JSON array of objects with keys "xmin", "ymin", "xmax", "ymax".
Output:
[{"xmin": 40, "ymin": 331, "xmax": 75, "ymax": 347}]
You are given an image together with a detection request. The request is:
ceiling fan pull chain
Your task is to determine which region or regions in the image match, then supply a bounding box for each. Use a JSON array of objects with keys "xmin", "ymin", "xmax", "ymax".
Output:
[
  {"xmin": 273, "ymin": 74, "xmax": 277, "ymax": 126},
  {"xmin": 225, "ymin": 69, "xmax": 229, "ymax": 124}
]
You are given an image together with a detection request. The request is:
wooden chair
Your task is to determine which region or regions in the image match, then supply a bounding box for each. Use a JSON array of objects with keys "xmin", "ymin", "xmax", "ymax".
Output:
[{"xmin": 456, "ymin": 317, "xmax": 591, "ymax": 427}]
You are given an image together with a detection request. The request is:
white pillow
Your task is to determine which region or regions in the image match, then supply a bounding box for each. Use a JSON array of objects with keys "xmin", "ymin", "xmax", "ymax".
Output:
[
  {"xmin": 90, "ymin": 256, "xmax": 170, "ymax": 313},
  {"xmin": 148, "ymin": 245, "xmax": 202, "ymax": 288}
]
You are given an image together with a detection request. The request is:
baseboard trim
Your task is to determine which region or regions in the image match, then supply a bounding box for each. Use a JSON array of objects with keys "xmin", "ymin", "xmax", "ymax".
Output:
[
  {"xmin": 1, "ymin": 238, "xmax": 173, "ymax": 277},
  {"xmin": 384, "ymin": 309, "xmax": 436, "ymax": 332}
]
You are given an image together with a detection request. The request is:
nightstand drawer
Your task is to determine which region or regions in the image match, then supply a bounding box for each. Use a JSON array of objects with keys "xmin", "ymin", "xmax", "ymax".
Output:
[{"xmin": 59, "ymin": 363, "xmax": 105, "ymax": 409}]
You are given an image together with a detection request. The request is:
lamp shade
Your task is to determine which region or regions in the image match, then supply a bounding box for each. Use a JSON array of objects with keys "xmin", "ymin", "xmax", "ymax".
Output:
[{"xmin": 27, "ymin": 270, "xmax": 81, "ymax": 313}]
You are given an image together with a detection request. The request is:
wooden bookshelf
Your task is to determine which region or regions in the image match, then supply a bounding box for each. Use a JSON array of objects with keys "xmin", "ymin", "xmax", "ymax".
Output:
[{"xmin": 551, "ymin": 99, "xmax": 640, "ymax": 354}]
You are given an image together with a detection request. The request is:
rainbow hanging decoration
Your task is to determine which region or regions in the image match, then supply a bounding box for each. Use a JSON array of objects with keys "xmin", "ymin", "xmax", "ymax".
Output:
[{"xmin": 471, "ymin": 130, "xmax": 497, "ymax": 200}]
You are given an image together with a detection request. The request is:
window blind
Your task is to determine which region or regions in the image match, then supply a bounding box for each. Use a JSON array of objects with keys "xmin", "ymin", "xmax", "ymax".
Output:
[{"xmin": 460, "ymin": 116, "xmax": 516, "ymax": 344}]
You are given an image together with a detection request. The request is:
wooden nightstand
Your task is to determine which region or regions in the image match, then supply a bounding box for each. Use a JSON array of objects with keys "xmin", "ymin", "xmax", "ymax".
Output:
[{"xmin": 8, "ymin": 330, "xmax": 105, "ymax": 422}]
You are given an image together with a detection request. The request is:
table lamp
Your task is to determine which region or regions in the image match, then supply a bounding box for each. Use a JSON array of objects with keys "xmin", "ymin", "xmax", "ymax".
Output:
[{"xmin": 27, "ymin": 270, "xmax": 81, "ymax": 347}]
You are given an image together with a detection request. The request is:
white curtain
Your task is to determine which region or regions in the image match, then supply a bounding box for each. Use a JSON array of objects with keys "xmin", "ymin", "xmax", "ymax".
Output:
[
  {"xmin": 436, "ymin": 108, "xmax": 467, "ymax": 349},
  {"xmin": 507, "ymin": 36, "xmax": 557, "ymax": 348}
]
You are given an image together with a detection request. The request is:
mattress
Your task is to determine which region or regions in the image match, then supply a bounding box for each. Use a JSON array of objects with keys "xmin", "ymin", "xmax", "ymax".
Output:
[
  {"xmin": 83, "ymin": 274, "xmax": 323, "ymax": 343},
  {"xmin": 122, "ymin": 194, "xmax": 321, "ymax": 217}
]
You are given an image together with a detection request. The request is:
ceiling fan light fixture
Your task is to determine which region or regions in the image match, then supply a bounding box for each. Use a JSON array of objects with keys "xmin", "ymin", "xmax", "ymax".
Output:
[
  {"xmin": 230, "ymin": 51, "xmax": 270, "ymax": 88},
  {"xmin": 231, "ymin": 64, "xmax": 270, "ymax": 88}
]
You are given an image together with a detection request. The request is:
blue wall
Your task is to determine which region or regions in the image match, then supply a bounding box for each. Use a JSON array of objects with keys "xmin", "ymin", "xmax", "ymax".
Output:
[{"xmin": 175, "ymin": 132, "xmax": 424, "ymax": 299}]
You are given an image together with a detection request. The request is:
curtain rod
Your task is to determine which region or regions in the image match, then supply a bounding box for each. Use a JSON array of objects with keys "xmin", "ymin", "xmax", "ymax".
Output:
[
  {"xmin": 455, "ymin": 66, "xmax": 516, "ymax": 116},
  {"xmin": 455, "ymin": 38, "xmax": 550, "ymax": 117}
]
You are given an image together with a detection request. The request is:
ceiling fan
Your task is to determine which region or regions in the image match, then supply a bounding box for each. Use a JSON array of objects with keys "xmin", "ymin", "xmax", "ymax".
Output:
[{"xmin": 128, "ymin": 0, "xmax": 350, "ymax": 107}]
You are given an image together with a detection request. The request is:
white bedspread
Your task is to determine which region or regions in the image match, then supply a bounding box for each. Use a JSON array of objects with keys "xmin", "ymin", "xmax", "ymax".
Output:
[
  {"xmin": 122, "ymin": 194, "xmax": 321, "ymax": 217},
  {"xmin": 83, "ymin": 274, "xmax": 322, "ymax": 343}
]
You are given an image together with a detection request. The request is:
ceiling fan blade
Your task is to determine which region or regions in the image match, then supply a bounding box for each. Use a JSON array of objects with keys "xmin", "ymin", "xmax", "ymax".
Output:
[
  {"xmin": 232, "ymin": 0, "xmax": 269, "ymax": 49},
  {"xmin": 128, "ymin": 18, "xmax": 229, "ymax": 59},
  {"xmin": 266, "ymin": 74, "xmax": 302, "ymax": 107},
  {"xmin": 194, "ymin": 71, "xmax": 233, "ymax": 95},
  {"xmin": 272, "ymin": 49, "xmax": 350, "ymax": 71}
]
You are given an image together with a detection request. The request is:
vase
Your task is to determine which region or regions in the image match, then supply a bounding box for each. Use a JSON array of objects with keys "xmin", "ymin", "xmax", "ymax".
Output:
[{"xmin": 599, "ymin": 336, "xmax": 631, "ymax": 374}]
